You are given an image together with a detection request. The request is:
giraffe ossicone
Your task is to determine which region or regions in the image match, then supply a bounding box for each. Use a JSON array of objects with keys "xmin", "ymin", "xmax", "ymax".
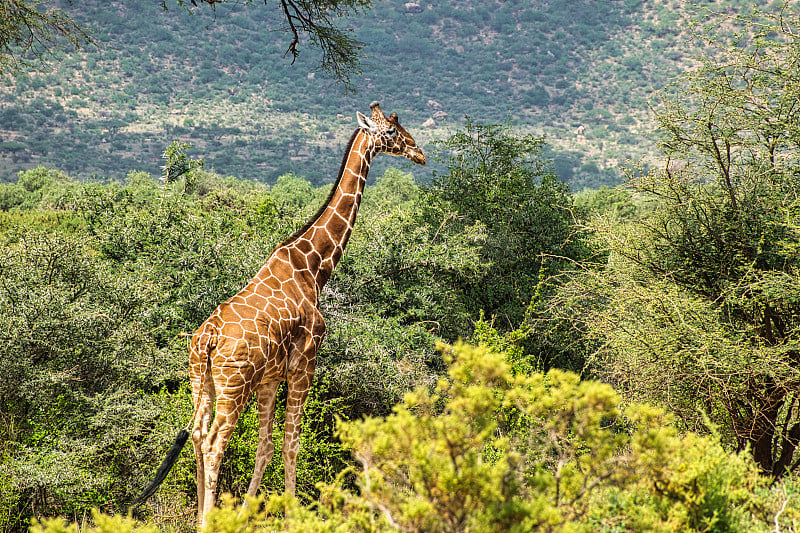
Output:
[{"xmin": 131, "ymin": 102, "xmax": 425, "ymax": 527}]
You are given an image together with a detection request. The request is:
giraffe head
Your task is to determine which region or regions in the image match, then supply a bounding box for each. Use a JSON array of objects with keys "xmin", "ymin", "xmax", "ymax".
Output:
[{"xmin": 356, "ymin": 101, "xmax": 426, "ymax": 166}]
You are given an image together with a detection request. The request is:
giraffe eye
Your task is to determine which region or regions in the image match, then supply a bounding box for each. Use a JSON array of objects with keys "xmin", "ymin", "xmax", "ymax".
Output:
[{"xmin": 386, "ymin": 126, "xmax": 397, "ymax": 136}]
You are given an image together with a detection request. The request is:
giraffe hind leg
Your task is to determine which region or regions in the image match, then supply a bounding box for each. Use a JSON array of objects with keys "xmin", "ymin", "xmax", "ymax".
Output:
[
  {"xmin": 191, "ymin": 373, "xmax": 214, "ymax": 524},
  {"xmin": 283, "ymin": 370, "xmax": 313, "ymax": 497},
  {"xmin": 199, "ymin": 382, "xmax": 255, "ymax": 526},
  {"xmin": 190, "ymin": 321, "xmax": 217, "ymax": 524}
]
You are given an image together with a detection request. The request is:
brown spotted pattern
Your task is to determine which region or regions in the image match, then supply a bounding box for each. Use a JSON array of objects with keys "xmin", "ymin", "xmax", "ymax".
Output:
[{"xmin": 188, "ymin": 102, "xmax": 425, "ymax": 526}]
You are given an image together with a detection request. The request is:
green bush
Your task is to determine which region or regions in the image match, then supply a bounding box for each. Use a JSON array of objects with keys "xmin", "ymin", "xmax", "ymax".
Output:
[
  {"xmin": 555, "ymin": 6, "xmax": 800, "ymax": 478},
  {"xmin": 423, "ymin": 121, "xmax": 588, "ymax": 334},
  {"xmin": 0, "ymin": 228, "xmax": 187, "ymax": 529},
  {"xmin": 0, "ymin": 168, "xmax": 287, "ymax": 529},
  {"xmin": 2, "ymin": 164, "xmax": 473, "ymax": 529},
  {"xmin": 38, "ymin": 343, "xmax": 798, "ymax": 532},
  {"xmin": 330, "ymin": 343, "xmax": 773, "ymax": 532}
]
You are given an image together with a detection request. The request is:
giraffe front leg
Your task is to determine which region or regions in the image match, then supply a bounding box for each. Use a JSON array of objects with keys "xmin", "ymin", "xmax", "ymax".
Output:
[
  {"xmin": 281, "ymin": 311, "xmax": 324, "ymax": 497},
  {"xmin": 283, "ymin": 369, "xmax": 313, "ymax": 497}
]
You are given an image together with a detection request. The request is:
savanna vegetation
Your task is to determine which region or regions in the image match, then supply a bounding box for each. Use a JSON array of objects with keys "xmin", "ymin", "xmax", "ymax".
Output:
[
  {"xmin": 1, "ymin": 119, "xmax": 585, "ymax": 531},
  {"xmin": 0, "ymin": 0, "xmax": 764, "ymax": 190},
  {"xmin": 2, "ymin": 2, "xmax": 800, "ymax": 533}
]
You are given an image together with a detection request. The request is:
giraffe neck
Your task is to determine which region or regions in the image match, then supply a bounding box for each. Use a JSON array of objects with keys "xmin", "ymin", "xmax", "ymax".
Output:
[{"xmin": 282, "ymin": 129, "xmax": 373, "ymax": 289}]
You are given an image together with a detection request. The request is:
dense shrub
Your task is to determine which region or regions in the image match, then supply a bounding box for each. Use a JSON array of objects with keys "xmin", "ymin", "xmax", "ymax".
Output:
[{"xmin": 32, "ymin": 343, "xmax": 800, "ymax": 532}]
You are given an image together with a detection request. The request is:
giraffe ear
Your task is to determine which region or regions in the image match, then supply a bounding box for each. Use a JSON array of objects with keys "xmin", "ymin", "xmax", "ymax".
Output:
[{"xmin": 357, "ymin": 111, "xmax": 378, "ymax": 132}]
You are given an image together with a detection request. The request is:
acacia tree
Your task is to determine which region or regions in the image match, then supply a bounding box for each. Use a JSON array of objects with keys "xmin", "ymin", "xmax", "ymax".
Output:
[
  {"xmin": 557, "ymin": 4, "xmax": 800, "ymax": 477},
  {"xmin": 176, "ymin": 0, "xmax": 369, "ymax": 86}
]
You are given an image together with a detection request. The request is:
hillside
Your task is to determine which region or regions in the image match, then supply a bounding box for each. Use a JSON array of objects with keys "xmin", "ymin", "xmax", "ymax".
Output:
[
  {"xmin": 3, "ymin": 5, "xmax": 800, "ymax": 528},
  {"xmin": 0, "ymin": 0, "xmax": 749, "ymax": 188}
]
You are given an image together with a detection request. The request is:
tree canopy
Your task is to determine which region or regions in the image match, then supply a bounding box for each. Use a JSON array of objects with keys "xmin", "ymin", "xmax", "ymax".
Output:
[{"xmin": 549, "ymin": 4, "xmax": 800, "ymax": 478}]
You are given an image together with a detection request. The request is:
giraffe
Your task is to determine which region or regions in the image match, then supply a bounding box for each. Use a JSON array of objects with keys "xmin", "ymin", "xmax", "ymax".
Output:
[{"xmin": 131, "ymin": 102, "xmax": 425, "ymax": 527}]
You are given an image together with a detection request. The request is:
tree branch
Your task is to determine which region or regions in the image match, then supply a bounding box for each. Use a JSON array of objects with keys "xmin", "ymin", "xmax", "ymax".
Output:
[{"xmin": 178, "ymin": 0, "xmax": 367, "ymax": 87}]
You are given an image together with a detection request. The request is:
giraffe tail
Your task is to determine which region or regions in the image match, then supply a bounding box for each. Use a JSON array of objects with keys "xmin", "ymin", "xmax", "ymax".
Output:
[
  {"xmin": 129, "ymin": 428, "xmax": 191, "ymax": 509},
  {"xmin": 130, "ymin": 324, "xmax": 216, "ymax": 510}
]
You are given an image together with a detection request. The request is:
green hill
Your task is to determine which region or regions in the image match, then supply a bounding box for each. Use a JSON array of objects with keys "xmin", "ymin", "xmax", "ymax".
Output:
[{"xmin": 0, "ymin": 0, "xmax": 749, "ymax": 188}]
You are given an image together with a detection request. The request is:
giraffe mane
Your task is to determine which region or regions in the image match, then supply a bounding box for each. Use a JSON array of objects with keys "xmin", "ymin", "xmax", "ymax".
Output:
[{"xmin": 279, "ymin": 128, "xmax": 362, "ymax": 247}]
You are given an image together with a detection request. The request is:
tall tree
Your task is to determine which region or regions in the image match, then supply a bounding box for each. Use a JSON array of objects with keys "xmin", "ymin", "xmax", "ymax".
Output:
[
  {"xmin": 423, "ymin": 120, "xmax": 584, "ymax": 332},
  {"xmin": 557, "ymin": 3, "xmax": 800, "ymax": 477}
]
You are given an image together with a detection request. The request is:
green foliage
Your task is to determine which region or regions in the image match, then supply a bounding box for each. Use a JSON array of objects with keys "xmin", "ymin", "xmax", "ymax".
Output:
[
  {"xmin": 573, "ymin": 185, "xmax": 640, "ymax": 221},
  {"xmin": 56, "ymin": 343, "xmax": 798, "ymax": 532},
  {"xmin": 334, "ymin": 203, "xmax": 486, "ymax": 339},
  {"xmin": 0, "ymin": 0, "xmax": 94, "ymax": 77},
  {"xmin": 0, "ymin": 166, "xmax": 82, "ymax": 213},
  {"xmin": 552, "ymin": 4, "xmax": 800, "ymax": 478},
  {"xmin": 270, "ymin": 173, "xmax": 316, "ymax": 215},
  {"xmin": 423, "ymin": 120, "xmax": 590, "ymax": 353},
  {"xmin": 319, "ymin": 310, "xmax": 439, "ymax": 418},
  {"xmin": 471, "ymin": 312, "xmax": 531, "ymax": 374},
  {"xmin": 0, "ymin": 182, "xmax": 25, "ymax": 211},
  {"xmin": 31, "ymin": 509, "xmax": 160, "ymax": 533},
  {"xmin": 160, "ymin": 141, "xmax": 204, "ymax": 193},
  {"xmin": 0, "ymin": 228, "xmax": 183, "ymax": 527},
  {"xmin": 361, "ymin": 168, "xmax": 418, "ymax": 212},
  {"xmin": 282, "ymin": 343, "xmax": 792, "ymax": 531}
]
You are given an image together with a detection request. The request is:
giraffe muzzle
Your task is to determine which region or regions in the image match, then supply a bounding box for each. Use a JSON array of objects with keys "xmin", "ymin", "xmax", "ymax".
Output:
[{"xmin": 409, "ymin": 147, "xmax": 426, "ymax": 166}]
